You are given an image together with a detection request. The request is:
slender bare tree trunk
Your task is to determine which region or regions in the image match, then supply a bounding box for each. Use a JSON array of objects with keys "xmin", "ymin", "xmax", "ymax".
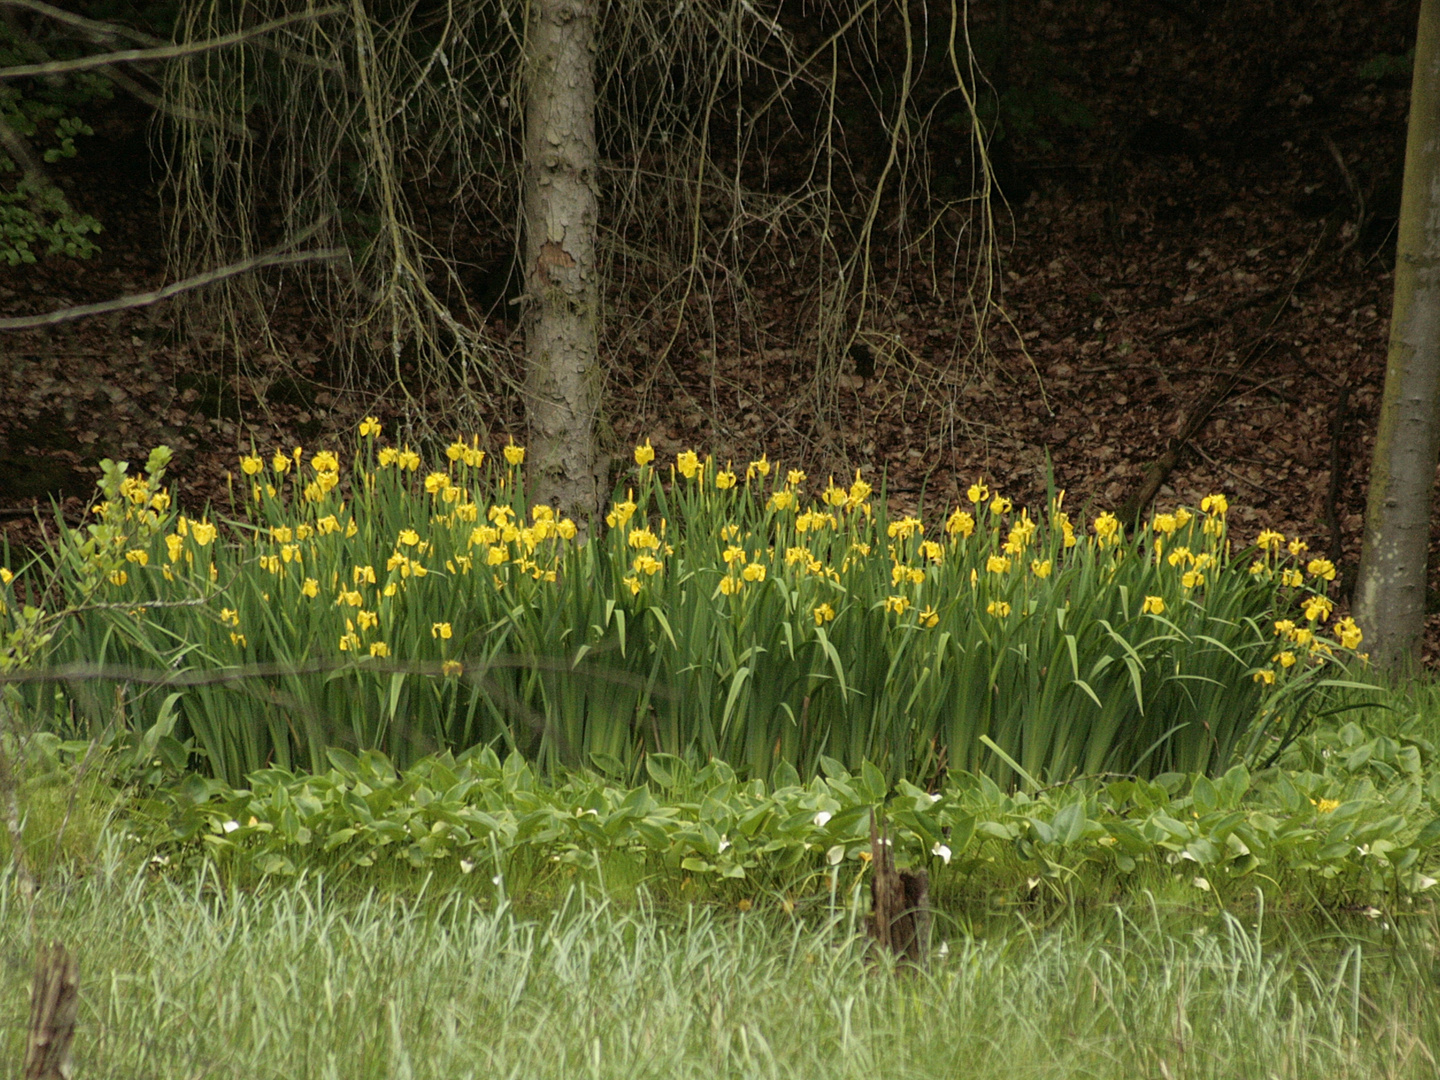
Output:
[
  {"xmin": 521, "ymin": 0, "xmax": 602, "ymax": 525},
  {"xmin": 1354, "ymin": 0, "xmax": 1440, "ymax": 670}
]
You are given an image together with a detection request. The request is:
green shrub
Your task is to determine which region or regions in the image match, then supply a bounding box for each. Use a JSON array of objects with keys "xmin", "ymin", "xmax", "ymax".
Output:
[{"xmin": 151, "ymin": 736, "xmax": 1440, "ymax": 906}]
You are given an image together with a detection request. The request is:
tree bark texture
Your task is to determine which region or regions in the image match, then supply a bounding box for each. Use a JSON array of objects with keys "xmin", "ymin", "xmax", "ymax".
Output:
[
  {"xmin": 24, "ymin": 943, "xmax": 79, "ymax": 1080},
  {"xmin": 1355, "ymin": 0, "xmax": 1440, "ymax": 670},
  {"xmin": 521, "ymin": 0, "xmax": 602, "ymax": 525}
]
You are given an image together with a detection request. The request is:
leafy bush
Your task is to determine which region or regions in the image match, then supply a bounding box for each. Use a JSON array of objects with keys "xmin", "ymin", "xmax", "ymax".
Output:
[
  {"xmin": 152, "ymin": 738, "xmax": 1440, "ymax": 905},
  {"xmin": 3, "ymin": 427, "xmax": 1364, "ymax": 786},
  {"xmin": 0, "ymin": 22, "xmax": 106, "ymax": 265}
]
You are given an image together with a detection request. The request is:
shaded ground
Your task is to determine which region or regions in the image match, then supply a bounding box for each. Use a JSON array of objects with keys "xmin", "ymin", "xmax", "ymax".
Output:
[{"xmin": 1, "ymin": 0, "xmax": 1430, "ymax": 652}]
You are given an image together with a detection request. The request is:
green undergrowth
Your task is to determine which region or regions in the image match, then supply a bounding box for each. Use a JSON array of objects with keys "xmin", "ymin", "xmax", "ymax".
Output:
[
  {"xmin": 3, "ymin": 850, "xmax": 1439, "ymax": 1080},
  {"xmin": 6, "ymin": 684, "xmax": 1423, "ymax": 914}
]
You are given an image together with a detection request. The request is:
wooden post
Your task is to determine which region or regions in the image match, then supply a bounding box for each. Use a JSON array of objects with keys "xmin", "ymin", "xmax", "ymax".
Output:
[
  {"xmin": 24, "ymin": 942, "xmax": 78, "ymax": 1080},
  {"xmin": 868, "ymin": 809, "xmax": 931, "ymax": 968}
]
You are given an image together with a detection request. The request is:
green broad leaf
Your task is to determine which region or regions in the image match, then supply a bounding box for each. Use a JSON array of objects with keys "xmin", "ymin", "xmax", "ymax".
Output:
[
  {"xmin": 1183, "ymin": 837, "xmax": 1219, "ymax": 864},
  {"xmin": 1191, "ymin": 775, "xmax": 1218, "ymax": 814},
  {"xmin": 738, "ymin": 805, "xmax": 772, "ymax": 837},
  {"xmin": 680, "ymin": 856, "xmax": 713, "ymax": 873},
  {"xmin": 1415, "ymin": 817, "xmax": 1440, "ymax": 847},
  {"xmin": 645, "ymin": 756, "xmax": 676, "ymax": 789},
  {"xmin": 254, "ymin": 853, "xmax": 296, "ymax": 876},
  {"xmin": 860, "ymin": 761, "xmax": 887, "ymax": 802},
  {"xmin": 619, "ymin": 786, "xmax": 652, "ymax": 815},
  {"xmin": 327, "ymin": 747, "xmax": 362, "ymax": 776},
  {"xmin": 936, "ymin": 805, "xmax": 970, "ymax": 844},
  {"xmin": 323, "ymin": 828, "xmax": 358, "ymax": 851},
  {"xmin": 1025, "ymin": 817, "xmax": 1055, "ymax": 845},
  {"xmin": 825, "ymin": 805, "xmax": 871, "ymax": 837},
  {"xmin": 176, "ymin": 772, "xmax": 219, "ymax": 806},
  {"xmin": 818, "ymin": 755, "xmax": 849, "ymax": 780},
  {"xmin": 633, "ymin": 819, "xmax": 671, "ymax": 846},
  {"xmin": 1051, "ymin": 802, "xmax": 1087, "ymax": 846},
  {"xmin": 1217, "ymin": 764, "xmax": 1251, "ymax": 806}
]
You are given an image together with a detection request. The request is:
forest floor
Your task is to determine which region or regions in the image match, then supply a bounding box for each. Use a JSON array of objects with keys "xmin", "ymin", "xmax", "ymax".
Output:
[{"xmin": 0, "ymin": 0, "xmax": 1430, "ymax": 655}]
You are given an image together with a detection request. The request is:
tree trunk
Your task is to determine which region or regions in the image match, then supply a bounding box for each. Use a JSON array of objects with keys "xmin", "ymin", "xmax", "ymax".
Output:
[
  {"xmin": 1353, "ymin": 0, "xmax": 1440, "ymax": 670},
  {"xmin": 521, "ymin": 0, "xmax": 602, "ymax": 526}
]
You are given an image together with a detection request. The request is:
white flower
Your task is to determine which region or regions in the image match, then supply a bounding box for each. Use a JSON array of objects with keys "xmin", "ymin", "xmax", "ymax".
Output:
[
  {"xmin": 221, "ymin": 820, "xmax": 240, "ymax": 834},
  {"xmin": 718, "ymin": 835, "xmax": 731, "ymax": 853},
  {"xmin": 459, "ymin": 859, "xmax": 475, "ymax": 875},
  {"xmin": 928, "ymin": 792, "xmax": 942, "ymax": 804},
  {"xmin": 1192, "ymin": 876, "xmax": 1211, "ymax": 891},
  {"xmin": 813, "ymin": 810, "xmax": 833, "ymax": 827},
  {"xmin": 931, "ymin": 842, "xmax": 952, "ymax": 864},
  {"xmin": 491, "ymin": 873, "xmax": 503, "ymax": 886},
  {"xmin": 826, "ymin": 844, "xmax": 846, "ymax": 866}
]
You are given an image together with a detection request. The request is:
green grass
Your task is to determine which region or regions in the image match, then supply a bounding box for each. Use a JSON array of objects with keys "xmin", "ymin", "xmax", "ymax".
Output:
[{"xmin": 3, "ymin": 845, "xmax": 1438, "ymax": 1079}]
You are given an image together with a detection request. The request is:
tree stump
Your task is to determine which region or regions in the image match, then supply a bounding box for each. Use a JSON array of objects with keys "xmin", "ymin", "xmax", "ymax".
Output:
[
  {"xmin": 24, "ymin": 942, "xmax": 78, "ymax": 1080},
  {"xmin": 867, "ymin": 809, "xmax": 931, "ymax": 968}
]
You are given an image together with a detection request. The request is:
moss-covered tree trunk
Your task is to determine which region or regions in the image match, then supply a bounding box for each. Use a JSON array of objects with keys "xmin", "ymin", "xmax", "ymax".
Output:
[
  {"xmin": 1354, "ymin": 0, "xmax": 1440, "ymax": 670},
  {"xmin": 520, "ymin": 0, "xmax": 602, "ymax": 526}
]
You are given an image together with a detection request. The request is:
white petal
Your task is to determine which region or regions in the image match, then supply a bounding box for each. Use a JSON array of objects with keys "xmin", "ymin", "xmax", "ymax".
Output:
[
  {"xmin": 221, "ymin": 820, "xmax": 240, "ymax": 834},
  {"xmin": 826, "ymin": 844, "xmax": 846, "ymax": 866},
  {"xmin": 813, "ymin": 810, "xmax": 833, "ymax": 827},
  {"xmin": 931, "ymin": 842, "xmax": 952, "ymax": 864},
  {"xmin": 459, "ymin": 859, "xmax": 475, "ymax": 875}
]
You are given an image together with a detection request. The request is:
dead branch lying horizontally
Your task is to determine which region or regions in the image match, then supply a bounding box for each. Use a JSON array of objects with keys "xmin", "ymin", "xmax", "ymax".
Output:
[
  {"xmin": 0, "ymin": 654, "xmax": 671, "ymax": 699},
  {"xmin": 0, "ymin": 247, "xmax": 346, "ymax": 330}
]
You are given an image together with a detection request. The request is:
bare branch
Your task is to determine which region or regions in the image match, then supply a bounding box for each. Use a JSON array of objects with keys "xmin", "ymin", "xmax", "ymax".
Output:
[
  {"xmin": 0, "ymin": 247, "xmax": 347, "ymax": 330},
  {"xmin": 0, "ymin": 651, "xmax": 666, "ymax": 699},
  {"xmin": 0, "ymin": 6, "xmax": 345, "ymax": 80},
  {"xmin": 0, "ymin": 0, "xmax": 166, "ymax": 47}
]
